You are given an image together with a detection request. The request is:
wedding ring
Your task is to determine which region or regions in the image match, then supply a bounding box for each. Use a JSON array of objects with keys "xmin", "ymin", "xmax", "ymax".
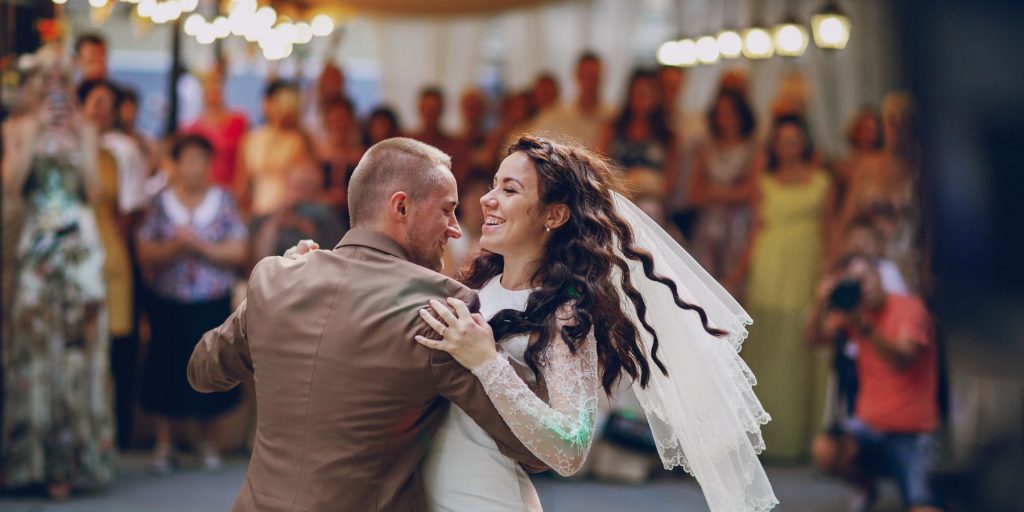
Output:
[{"xmin": 440, "ymin": 326, "xmax": 447, "ymax": 337}]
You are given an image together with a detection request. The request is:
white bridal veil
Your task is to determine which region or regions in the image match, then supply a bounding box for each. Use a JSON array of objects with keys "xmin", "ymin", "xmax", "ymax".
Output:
[{"xmin": 611, "ymin": 192, "xmax": 778, "ymax": 512}]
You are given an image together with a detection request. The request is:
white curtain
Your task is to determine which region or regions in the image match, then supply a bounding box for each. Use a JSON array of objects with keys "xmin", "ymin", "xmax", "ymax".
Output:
[{"xmin": 372, "ymin": 15, "xmax": 487, "ymax": 133}]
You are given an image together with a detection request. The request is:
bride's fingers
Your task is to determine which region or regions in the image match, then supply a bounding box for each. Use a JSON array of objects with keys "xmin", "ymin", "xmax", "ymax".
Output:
[
  {"xmin": 470, "ymin": 313, "xmax": 487, "ymax": 327},
  {"xmin": 418, "ymin": 308, "xmax": 449, "ymax": 334},
  {"xmin": 414, "ymin": 335, "xmax": 447, "ymax": 352},
  {"xmin": 446, "ymin": 297, "xmax": 472, "ymax": 320},
  {"xmin": 428, "ymin": 299, "xmax": 459, "ymax": 326}
]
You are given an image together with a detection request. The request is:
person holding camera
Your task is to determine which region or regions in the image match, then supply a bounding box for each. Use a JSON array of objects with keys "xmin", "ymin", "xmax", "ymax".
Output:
[{"xmin": 808, "ymin": 253, "xmax": 944, "ymax": 512}]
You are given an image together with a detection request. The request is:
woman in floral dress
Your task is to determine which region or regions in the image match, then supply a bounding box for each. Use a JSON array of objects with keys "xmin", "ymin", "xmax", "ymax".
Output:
[{"xmin": 1, "ymin": 46, "xmax": 116, "ymax": 498}]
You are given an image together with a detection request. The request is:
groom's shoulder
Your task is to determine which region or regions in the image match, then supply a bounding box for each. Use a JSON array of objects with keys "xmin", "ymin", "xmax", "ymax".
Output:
[
  {"xmin": 389, "ymin": 263, "xmax": 478, "ymax": 308},
  {"xmin": 246, "ymin": 252, "xmax": 343, "ymax": 294}
]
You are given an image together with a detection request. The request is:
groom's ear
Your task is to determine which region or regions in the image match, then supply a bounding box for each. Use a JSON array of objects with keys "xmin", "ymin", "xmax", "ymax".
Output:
[{"xmin": 388, "ymin": 191, "xmax": 409, "ymax": 219}]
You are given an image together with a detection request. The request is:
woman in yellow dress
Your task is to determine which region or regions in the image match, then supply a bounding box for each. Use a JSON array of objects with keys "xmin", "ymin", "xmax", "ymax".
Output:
[{"xmin": 734, "ymin": 115, "xmax": 835, "ymax": 462}]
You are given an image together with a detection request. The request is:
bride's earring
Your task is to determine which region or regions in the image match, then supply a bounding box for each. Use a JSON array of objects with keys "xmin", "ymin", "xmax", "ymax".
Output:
[{"xmin": 545, "ymin": 226, "xmax": 551, "ymax": 232}]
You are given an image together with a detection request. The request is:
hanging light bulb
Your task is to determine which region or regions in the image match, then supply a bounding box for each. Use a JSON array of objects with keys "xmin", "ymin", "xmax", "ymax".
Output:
[
  {"xmin": 716, "ymin": 29, "xmax": 743, "ymax": 59},
  {"xmin": 179, "ymin": 0, "xmax": 198, "ymax": 13},
  {"xmin": 137, "ymin": 0, "xmax": 156, "ymax": 18},
  {"xmin": 773, "ymin": 13, "xmax": 809, "ymax": 57},
  {"xmin": 212, "ymin": 16, "xmax": 231, "ymax": 38},
  {"xmin": 656, "ymin": 40, "xmax": 683, "ymax": 67},
  {"xmin": 229, "ymin": 4, "xmax": 253, "ymax": 35},
  {"xmin": 294, "ymin": 22, "xmax": 314, "ymax": 45},
  {"xmin": 53, "ymin": 0, "xmax": 68, "ymax": 4},
  {"xmin": 184, "ymin": 13, "xmax": 205, "ymax": 36},
  {"xmin": 741, "ymin": 27, "xmax": 774, "ymax": 59},
  {"xmin": 311, "ymin": 14, "xmax": 334, "ymax": 37},
  {"xmin": 695, "ymin": 35, "xmax": 720, "ymax": 65},
  {"xmin": 676, "ymin": 38, "xmax": 698, "ymax": 67},
  {"xmin": 197, "ymin": 26, "xmax": 216, "ymax": 45},
  {"xmin": 811, "ymin": 1, "xmax": 851, "ymax": 50},
  {"xmin": 255, "ymin": 6, "xmax": 277, "ymax": 28}
]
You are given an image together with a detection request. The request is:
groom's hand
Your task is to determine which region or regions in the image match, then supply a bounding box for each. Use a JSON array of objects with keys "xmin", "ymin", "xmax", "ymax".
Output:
[{"xmin": 283, "ymin": 239, "xmax": 320, "ymax": 259}]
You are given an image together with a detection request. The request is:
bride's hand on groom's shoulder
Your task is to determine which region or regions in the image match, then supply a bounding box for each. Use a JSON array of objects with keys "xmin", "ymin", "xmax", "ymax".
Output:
[
  {"xmin": 416, "ymin": 298, "xmax": 498, "ymax": 371},
  {"xmin": 283, "ymin": 239, "xmax": 320, "ymax": 259}
]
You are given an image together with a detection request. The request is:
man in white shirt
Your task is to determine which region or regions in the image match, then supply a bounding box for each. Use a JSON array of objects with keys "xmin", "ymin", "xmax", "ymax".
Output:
[{"xmin": 526, "ymin": 52, "xmax": 612, "ymax": 151}]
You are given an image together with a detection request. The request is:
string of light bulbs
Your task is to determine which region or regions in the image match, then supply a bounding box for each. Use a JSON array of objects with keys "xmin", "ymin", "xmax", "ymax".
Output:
[
  {"xmin": 657, "ymin": 0, "xmax": 851, "ymax": 67},
  {"xmin": 53, "ymin": 0, "xmax": 336, "ymax": 61}
]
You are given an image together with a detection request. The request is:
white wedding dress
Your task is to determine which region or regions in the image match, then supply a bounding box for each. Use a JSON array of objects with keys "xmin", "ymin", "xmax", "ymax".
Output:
[{"xmin": 423, "ymin": 275, "xmax": 600, "ymax": 512}]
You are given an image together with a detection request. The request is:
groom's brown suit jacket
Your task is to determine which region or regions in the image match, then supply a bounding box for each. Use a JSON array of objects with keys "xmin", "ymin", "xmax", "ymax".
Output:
[{"xmin": 187, "ymin": 229, "xmax": 547, "ymax": 512}]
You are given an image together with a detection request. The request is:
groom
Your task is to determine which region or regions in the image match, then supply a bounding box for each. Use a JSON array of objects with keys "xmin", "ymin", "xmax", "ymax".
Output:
[{"xmin": 187, "ymin": 138, "xmax": 546, "ymax": 511}]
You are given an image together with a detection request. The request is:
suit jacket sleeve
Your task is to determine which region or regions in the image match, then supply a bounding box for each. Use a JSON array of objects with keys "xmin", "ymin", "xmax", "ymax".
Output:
[
  {"xmin": 187, "ymin": 296, "xmax": 253, "ymax": 393},
  {"xmin": 428, "ymin": 288, "xmax": 549, "ymax": 473}
]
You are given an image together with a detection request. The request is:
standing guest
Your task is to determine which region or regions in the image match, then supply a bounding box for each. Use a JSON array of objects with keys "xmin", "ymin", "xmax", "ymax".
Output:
[
  {"xmin": 184, "ymin": 69, "xmax": 248, "ymax": 192},
  {"xmin": 117, "ymin": 87, "xmax": 158, "ymax": 177},
  {"xmin": 841, "ymin": 92, "xmax": 927, "ymax": 295},
  {"xmin": 410, "ymin": 86, "xmax": 456, "ymax": 156},
  {"xmin": 1, "ymin": 46, "xmax": 116, "ymax": 498},
  {"xmin": 658, "ymin": 64, "xmax": 704, "ymax": 240},
  {"xmin": 315, "ymin": 95, "xmax": 363, "ymax": 221},
  {"xmin": 237, "ymin": 79, "xmax": 310, "ymax": 217},
  {"xmin": 249, "ymin": 160, "xmax": 345, "ymax": 269},
  {"xmin": 362, "ymin": 105, "xmax": 402, "ymax": 147},
  {"xmin": 835, "ymin": 107, "xmax": 883, "ymax": 207},
  {"xmin": 599, "ymin": 69, "xmax": 679, "ymax": 205},
  {"xmin": 531, "ymin": 73, "xmax": 560, "ymax": 114},
  {"xmin": 487, "ymin": 91, "xmax": 533, "ymax": 161},
  {"xmin": 526, "ymin": 52, "xmax": 612, "ymax": 151},
  {"xmin": 79, "ymin": 79, "xmax": 149, "ymax": 228},
  {"xmin": 136, "ymin": 134, "xmax": 247, "ymax": 473},
  {"xmin": 687, "ymin": 90, "xmax": 759, "ymax": 292},
  {"xmin": 73, "ymin": 32, "xmax": 108, "ymax": 82},
  {"xmin": 302, "ymin": 61, "xmax": 345, "ymax": 133},
  {"xmin": 79, "ymin": 78, "xmax": 138, "ymax": 452},
  {"xmin": 736, "ymin": 115, "xmax": 836, "ymax": 461},
  {"xmin": 451, "ymin": 89, "xmax": 490, "ymax": 184}
]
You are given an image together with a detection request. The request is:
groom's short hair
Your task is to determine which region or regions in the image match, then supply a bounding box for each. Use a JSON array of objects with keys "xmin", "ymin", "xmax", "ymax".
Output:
[{"xmin": 348, "ymin": 137, "xmax": 453, "ymax": 227}]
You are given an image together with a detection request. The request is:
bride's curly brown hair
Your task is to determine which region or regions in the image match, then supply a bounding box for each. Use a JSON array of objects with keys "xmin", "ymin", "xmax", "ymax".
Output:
[{"xmin": 461, "ymin": 135, "xmax": 726, "ymax": 395}]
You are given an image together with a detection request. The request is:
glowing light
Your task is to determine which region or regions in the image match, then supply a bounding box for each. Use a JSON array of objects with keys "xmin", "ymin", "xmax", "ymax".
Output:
[
  {"xmin": 52, "ymin": 0, "xmax": 68, "ymax": 4},
  {"xmin": 774, "ymin": 22, "xmax": 809, "ymax": 57},
  {"xmin": 311, "ymin": 14, "xmax": 334, "ymax": 37},
  {"xmin": 811, "ymin": 3, "xmax": 851, "ymax": 50},
  {"xmin": 276, "ymin": 22, "xmax": 298, "ymax": 44},
  {"xmin": 741, "ymin": 27, "xmax": 774, "ymax": 59},
  {"xmin": 184, "ymin": 14, "xmax": 205, "ymax": 36},
  {"xmin": 295, "ymin": 22, "xmax": 314, "ymax": 44},
  {"xmin": 212, "ymin": 16, "xmax": 231, "ymax": 38},
  {"xmin": 255, "ymin": 6, "xmax": 277, "ymax": 27},
  {"xmin": 197, "ymin": 24, "xmax": 216, "ymax": 45},
  {"xmin": 179, "ymin": 0, "xmax": 198, "ymax": 13},
  {"xmin": 717, "ymin": 30, "xmax": 743, "ymax": 59},
  {"xmin": 89, "ymin": 0, "xmax": 107, "ymax": 8},
  {"xmin": 676, "ymin": 38, "xmax": 698, "ymax": 67},
  {"xmin": 137, "ymin": 0, "xmax": 156, "ymax": 18},
  {"xmin": 696, "ymin": 36, "xmax": 720, "ymax": 65},
  {"xmin": 656, "ymin": 40, "xmax": 683, "ymax": 66}
]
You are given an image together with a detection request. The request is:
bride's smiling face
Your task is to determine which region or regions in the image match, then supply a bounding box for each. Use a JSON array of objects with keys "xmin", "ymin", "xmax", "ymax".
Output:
[{"xmin": 479, "ymin": 152, "xmax": 549, "ymax": 258}]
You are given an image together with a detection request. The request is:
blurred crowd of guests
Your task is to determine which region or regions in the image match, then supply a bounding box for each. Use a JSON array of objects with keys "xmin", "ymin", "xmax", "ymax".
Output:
[{"xmin": 1, "ymin": 31, "xmax": 941, "ymax": 510}]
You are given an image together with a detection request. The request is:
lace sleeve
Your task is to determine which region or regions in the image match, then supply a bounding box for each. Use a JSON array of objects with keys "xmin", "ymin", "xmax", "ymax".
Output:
[{"xmin": 471, "ymin": 331, "xmax": 599, "ymax": 477}]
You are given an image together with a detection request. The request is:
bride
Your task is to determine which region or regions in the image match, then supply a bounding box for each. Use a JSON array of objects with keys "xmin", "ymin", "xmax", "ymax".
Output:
[{"xmin": 415, "ymin": 136, "xmax": 777, "ymax": 512}]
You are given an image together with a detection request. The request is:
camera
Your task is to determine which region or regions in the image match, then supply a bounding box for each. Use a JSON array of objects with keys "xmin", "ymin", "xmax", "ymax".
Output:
[{"xmin": 828, "ymin": 279, "xmax": 863, "ymax": 312}]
